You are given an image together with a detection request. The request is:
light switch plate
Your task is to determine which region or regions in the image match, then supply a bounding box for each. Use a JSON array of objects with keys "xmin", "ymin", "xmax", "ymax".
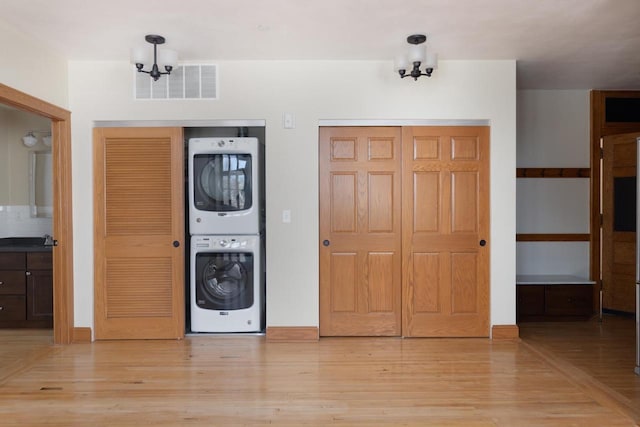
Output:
[
  {"xmin": 282, "ymin": 209, "xmax": 291, "ymax": 223},
  {"xmin": 283, "ymin": 113, "xmax": 295, "ymax": 129}
]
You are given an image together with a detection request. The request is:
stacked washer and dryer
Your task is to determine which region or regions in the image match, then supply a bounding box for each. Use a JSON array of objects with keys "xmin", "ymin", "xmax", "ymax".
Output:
[{"xmin": 188, "ymin": 137, "xmax": 264, "ymax": 333}]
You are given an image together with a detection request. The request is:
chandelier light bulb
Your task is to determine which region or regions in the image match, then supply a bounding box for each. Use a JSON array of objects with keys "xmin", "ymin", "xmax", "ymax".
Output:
[
  {"xmin": 394, "ymin": 54, "xmax": 409, "ymax": 72},
  {"xmin": 42, "ymin": 134, "xmax": 52, "ymax": 147},
  {"xmin": 22, "ymin": 132, "xmax": 37, "ymax": 147},
  {"xmin": 408, "ymin": 44, "xmax": 426, "ymax": 63}
]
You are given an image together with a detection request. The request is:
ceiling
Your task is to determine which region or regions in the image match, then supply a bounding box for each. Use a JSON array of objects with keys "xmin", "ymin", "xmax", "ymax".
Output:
[{"xmin": 2, "ymin": 0, "xmax": 639, "ymax": 89}]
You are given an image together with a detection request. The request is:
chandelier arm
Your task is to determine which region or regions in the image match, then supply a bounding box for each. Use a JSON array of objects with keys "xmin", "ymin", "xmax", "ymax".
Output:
[
  {"xmin": 137, "ymin": 69, "xmax": 172, "ymax": 76},
  {"xmin": 133, "ymin": 35, "xmax": 174, "ymax": 81},
  {"xmin": 399, "ymin": 72, "xmax": 433, "ymax": 80}
]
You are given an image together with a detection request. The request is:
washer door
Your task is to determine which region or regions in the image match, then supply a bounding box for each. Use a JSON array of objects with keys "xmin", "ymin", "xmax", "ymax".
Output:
[
  {"xmin": 193, "ymin": 153, "xmax": 253, "ymax": 212},
  {"xmin": 195, "ymin": 252, "xmax": 254, "ymax": 310}
]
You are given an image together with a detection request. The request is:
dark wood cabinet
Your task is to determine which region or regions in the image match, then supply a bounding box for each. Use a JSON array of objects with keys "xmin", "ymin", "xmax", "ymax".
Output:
[
  {"xmin": 544, "ymin": 285, "xmax": 593, "ymax": 317},
  {"xmin": 27, "ymin": 268, "xmax": 53, "ymax": 321},
  {"xmin": 517, "ymin": 277, "xmax": 594, "ymax": 322},
  {"xmin": 517, "ymin": 285, "xmax": 545, "ymax": 318},
  {"xmin": 0, "ymin": 295, "xmax": 27, "ymax": 321},
  {"xmin": 0, "ymin": 251, "xmax": 52, "ymax": 328}
]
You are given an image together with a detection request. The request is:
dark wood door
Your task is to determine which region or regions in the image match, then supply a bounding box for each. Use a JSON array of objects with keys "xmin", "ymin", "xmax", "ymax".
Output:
[{"xmin": 602, "ymin": 132, "xmax": 640, "ymax": 313}]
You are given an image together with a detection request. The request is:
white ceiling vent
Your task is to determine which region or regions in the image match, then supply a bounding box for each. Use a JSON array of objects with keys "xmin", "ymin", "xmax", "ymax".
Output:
[{"xmin": 135, "ymin": 64, "xmax": 218, "ymax": 100}]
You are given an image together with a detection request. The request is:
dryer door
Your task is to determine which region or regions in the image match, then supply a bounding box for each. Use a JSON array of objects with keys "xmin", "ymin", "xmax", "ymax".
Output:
[
  {"xmin": 193, "ymin": 153, "xmax": 253, "ymax": 212},
  {"xmin": 195, "ymin": 252, "xmax": 254, "ymax": 310}
]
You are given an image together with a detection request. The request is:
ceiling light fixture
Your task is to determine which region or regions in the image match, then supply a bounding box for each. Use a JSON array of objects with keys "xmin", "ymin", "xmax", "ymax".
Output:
[
  {"xmin": 130, "ymin": 34, "xmax": 178, "ymax": 81},
  {"xmin": 22, "ymin": 131, "xmax": 37, "ymax": 147},
  {"xmin": 21, "ymin": 130, "xmax": 51, "ymax": 148},
  {"xmin": 394, "ymin": 34, "xmax": 438, "ymax": 81}
]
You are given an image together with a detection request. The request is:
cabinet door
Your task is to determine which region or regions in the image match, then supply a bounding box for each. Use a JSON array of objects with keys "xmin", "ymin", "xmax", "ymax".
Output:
[
  {"xmin": 545, "ymin": 285, "xmax": 593, "ymax": 316},
  {"xmin": 94, "ymin": 127, "xmax": 184, "ymax": 340},
  {"xmin": 516, "ymin": 285, "xmax": 545, "ymax": 321},
  {"xmin": 27, "ymin": 269, "xmax": 53, "ymax": 321}
]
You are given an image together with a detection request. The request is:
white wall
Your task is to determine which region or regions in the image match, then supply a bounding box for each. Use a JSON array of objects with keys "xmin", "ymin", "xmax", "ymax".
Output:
[
  {"xmin": 0, "ymin": 19, "xmax": 66, "ymax": 238},
  {"xmin": 0, "ymin": 20, "xmax": 68, "ymax": 108},
  {"xmin": 517, "ymin": 90, "xmax": 589, "ymax": 168},
  {"xmin": 516, "ymin": 90, "xmax": 590, "ymax": 276},
  {"xmin": 68, "ymin": 59, "xmax": 517, "ymax": 332}
]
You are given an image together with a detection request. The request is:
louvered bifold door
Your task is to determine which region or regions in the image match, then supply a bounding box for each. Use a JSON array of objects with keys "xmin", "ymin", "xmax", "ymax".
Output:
[{"xmin": 94, "ymin": 127, "xmax": 184, "ymax": 339}]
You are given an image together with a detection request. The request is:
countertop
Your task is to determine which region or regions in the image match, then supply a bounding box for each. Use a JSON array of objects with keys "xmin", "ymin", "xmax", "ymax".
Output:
[{"xmin": 0, "ymin": 237, "xmax": 53, "ymax": 253}]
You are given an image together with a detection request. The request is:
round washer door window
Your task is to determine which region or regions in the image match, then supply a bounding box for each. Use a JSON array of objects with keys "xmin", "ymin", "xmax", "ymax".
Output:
[{"xmin": 196, "ymin": 253, "xmax": 255, "ymax": 310}]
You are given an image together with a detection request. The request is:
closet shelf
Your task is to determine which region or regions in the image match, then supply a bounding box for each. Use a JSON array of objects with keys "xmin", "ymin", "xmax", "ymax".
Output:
[
  {"xmin": 516, "ymin": 234, "xmax": 590, "ymax": 242},
  {"xmin": 516, "ymin": 168, "xmax": 590, "ymax": 178}
]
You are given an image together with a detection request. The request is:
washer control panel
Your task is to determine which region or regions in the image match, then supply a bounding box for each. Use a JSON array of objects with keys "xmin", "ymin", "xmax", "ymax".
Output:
[{"xmin": 193, "ymin": 236, "xmax": 250, "ymax": 249}]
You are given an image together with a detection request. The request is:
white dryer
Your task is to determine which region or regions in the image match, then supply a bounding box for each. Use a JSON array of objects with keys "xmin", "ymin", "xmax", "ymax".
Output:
[
  {"xmin": 190, "ymin": 235, "xmax": 264, "ymax": 333},
  {"xmin": 189, "ymin": 137, "xmax": 260, "ymax": 235}
]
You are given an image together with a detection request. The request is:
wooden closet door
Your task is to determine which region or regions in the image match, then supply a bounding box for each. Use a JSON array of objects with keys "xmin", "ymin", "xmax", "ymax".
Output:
[
  {"xmin": 602, "ymin": 132, "xmax": 640, "ymax": 313},
  {"xmin": 319, "ymin": 127, "xmax": 402, "ymax": 336},
  {"xmin": 94, "ymin": 127, "xmax": 184, "ymax": 339},
  {"xmin": 402, "ymin": 126, "xmax": 490, "ymax": 337}
]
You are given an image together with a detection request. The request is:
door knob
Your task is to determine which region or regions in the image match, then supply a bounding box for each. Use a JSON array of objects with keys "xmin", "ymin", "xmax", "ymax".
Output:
[
  {"xmin": 479, "ymin": 239, "xmax": 487, "ymax": 247},
  {"xmin": 173, "ymin": 240, "xmax": 180, "ymax": 248},
  {"xmin": 322, "ymin": 240, "xmax": 330, "ymax": 247}
]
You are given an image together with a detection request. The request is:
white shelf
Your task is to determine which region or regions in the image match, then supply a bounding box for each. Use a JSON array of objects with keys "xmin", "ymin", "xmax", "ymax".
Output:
[{"xmin": 516, "ymin": 274, "xmax": 595, "ymax": 285}]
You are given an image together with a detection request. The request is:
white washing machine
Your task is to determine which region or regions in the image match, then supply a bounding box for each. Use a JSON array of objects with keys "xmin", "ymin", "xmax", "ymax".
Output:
[
  {"xmin": 190, "ymin": 234, "xmax": 264, "ymax": 333},
  {"xmin": 188, "ymin": 137, "xmax": 260, "ymax": 235}
]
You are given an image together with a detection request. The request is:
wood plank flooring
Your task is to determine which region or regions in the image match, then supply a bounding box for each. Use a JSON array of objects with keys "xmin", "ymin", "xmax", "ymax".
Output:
[
  {"xmin": 519, "ymin": 315, "xmax": 640, "ymax": 423},
  {"xmin": 0, "ymin": 323, "xmax": 638, "ymax": 426},
  {"xmin": 0, "ymin": 329, "xmax": 54, "ymax": 384}
]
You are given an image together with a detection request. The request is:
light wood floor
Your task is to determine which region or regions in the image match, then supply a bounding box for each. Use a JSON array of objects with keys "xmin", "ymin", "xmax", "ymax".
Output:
[
  {"xmin": 0, "ymin": 320, "xmax": 638, "ymax": 426},
  {"xmin": 519, "ymin": 315, "xmax": 640, "ymax": 423}
]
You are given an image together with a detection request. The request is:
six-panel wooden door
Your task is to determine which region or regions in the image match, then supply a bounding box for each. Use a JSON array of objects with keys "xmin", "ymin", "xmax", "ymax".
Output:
[
  {"xmin": 94, "ymin": 127, "xmax": 185, "ymax": 340},
  {"xmin": 319, "ymin": 127, "xmax": 403, "ymax": 336},
  {"xmin": 319, "ymin": 126, "xmax": 490, "ymax": 337},
  {"xmin": 401, "ymin": 126, "xmax": 490, "ymax": 337}
]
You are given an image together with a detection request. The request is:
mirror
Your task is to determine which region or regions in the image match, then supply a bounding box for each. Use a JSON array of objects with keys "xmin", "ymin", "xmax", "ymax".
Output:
[{"xmin": 29, "ymin": 150, "xmax": 52, "ymax": 218}]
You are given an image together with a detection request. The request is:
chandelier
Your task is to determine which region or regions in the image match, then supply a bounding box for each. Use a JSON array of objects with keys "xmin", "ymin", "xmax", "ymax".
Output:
[
  {"xmin": 21, "ymin": 130, "xmax": 52, "ymax": 147},
  {"xmin": 394, "ymin": 34, "xmax": 438, "ymax": 81},
  {"xmin": 130, "ymin": 35, "xmax": 178, "ymax": 81}
]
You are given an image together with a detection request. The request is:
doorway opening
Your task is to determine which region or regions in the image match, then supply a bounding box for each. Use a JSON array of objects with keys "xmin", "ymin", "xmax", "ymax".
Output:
[{"xmin": 0, "ymin": 83, "xmax": 74, "ymax": 344}]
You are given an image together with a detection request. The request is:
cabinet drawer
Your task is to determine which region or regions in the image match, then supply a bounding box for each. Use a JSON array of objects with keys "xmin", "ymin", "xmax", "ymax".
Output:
[
  {"xmin": 27, "ymin": 252, "xmax": 52, "ymax": 270},
  {"xmin": 545, "ymin": 285, "xmax": 593, "ymax": 316},
  {"xmin": 0, "ymin": 296, "xmax": 26, "ymax": 321},
  {"xmin": 0, "ymin": 252, "xmax": 26, "ymax": 270},
  {"xmin": 0, "ymin": 271, "xmax": 25, "ymax": 295}
]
